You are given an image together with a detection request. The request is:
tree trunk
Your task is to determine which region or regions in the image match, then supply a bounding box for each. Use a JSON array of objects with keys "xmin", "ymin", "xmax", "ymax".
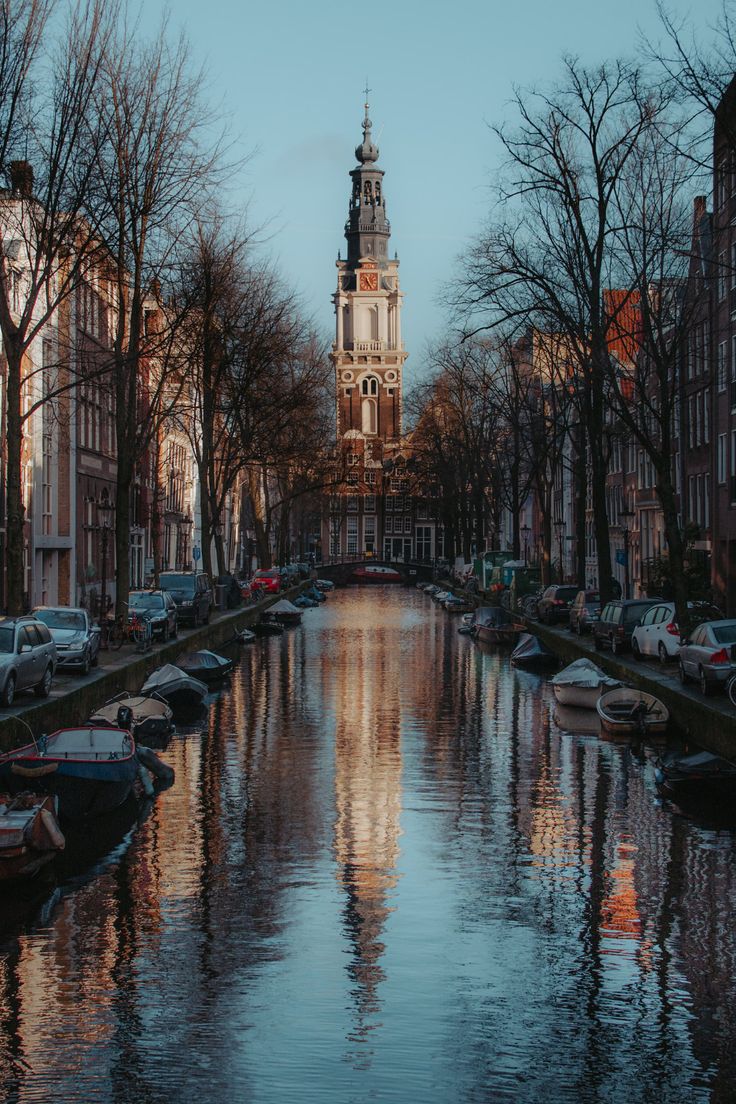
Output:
[
  {"xmin": 574, "ymin": 436, "xmax": 587, "ymax": 591},
  {"xmin": 657, "ymin": 473, "xmax": 690, "ymax": 636},
  {"xmin": 5, "ymin": 344, "xmax": 24, "ymax": 613}
]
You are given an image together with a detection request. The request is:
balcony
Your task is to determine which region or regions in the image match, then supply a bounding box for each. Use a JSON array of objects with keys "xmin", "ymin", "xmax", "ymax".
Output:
[{"xmin": 351, "ymin": 340, "xmax": 385, "ymax": 352}]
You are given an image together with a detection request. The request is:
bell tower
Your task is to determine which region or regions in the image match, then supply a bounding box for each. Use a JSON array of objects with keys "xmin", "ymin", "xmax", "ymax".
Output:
[{"xmin": 331, "ymin": 95, "xmax": 407, "ymax": 445}]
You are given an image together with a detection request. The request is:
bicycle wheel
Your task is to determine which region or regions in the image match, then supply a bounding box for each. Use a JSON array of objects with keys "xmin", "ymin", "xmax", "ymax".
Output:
[{"xmin": 107, "ymin": 621, "xmax": 124, "ymax": 651}]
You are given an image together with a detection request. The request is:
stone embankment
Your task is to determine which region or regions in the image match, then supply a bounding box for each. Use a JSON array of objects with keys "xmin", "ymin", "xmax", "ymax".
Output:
[{"xmin": 0, "ymin": 588, "xmax": 302, "ymax": 753}]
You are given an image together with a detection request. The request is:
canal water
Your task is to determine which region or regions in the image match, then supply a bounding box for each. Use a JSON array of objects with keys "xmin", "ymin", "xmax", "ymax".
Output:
[{"xmin": 1, "ymin": 587, "xmax": 735, "ymax": 1103}]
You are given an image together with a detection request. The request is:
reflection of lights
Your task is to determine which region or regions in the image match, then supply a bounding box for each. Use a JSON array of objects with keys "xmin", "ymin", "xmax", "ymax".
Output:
[{"xmin": 600, "ymin": 840, "xmax": 646, "ymax": 948}]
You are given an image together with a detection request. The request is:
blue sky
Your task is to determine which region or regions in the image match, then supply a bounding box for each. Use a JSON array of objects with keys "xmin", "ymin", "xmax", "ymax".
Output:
[{"xmin": 146, "ymin": 0, "xmax": 722, "ymax": 386}]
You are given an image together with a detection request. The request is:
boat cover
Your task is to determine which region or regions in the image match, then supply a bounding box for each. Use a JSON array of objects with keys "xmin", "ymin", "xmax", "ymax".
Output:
[
  {"xmin": 510, "ymin": 633, "xmax": 556, "ymax": 665},
  {"xmin": 268, "ymin": 600, "xmax": 302, "ymax": 615},
  {"xmin": 141, "ymin": 664, "xmax": 208, "ymax": 699},
  {"xmin": 552, "ymin": 659, "xmax": 620, "ymax": 690},
  {"xmin": 475, "ymin": 607, "xmax": 512, "ymax": 628}
]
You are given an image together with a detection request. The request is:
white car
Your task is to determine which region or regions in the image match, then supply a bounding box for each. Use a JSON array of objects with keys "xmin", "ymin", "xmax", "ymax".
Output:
[{"xmin": 631, "ymin": 601, "xmax": 722, "ymax": 664}]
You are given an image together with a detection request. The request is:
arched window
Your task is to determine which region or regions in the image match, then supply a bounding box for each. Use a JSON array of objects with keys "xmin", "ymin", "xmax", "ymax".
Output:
[
  {"xmin": 362, "ymin": 398, "xmax": 377, "ymax": 435},
  {"xmin": 361, "ymin": 376, "xmax": 378, "ymax": 397}
]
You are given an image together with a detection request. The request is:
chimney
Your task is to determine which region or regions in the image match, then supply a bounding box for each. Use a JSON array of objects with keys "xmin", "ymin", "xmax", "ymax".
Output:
[{"xmin": 10, "ymin": 161, "xmax": 33, "ymax": 197}]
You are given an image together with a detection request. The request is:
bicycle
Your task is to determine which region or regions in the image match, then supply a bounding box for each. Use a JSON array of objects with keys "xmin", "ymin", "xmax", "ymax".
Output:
[
  {"xmin": 129, "ymin": 610, "xmax": 153, "ymax": 653},
  {"xmin": 101, "ymin": 613, "xmax": 126, "ymax": 651}
]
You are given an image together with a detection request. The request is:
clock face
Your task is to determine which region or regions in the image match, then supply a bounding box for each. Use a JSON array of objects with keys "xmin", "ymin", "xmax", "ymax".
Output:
[{"xmin": 360, "ymin": 271, "xmax": 378, "ymax": 291}]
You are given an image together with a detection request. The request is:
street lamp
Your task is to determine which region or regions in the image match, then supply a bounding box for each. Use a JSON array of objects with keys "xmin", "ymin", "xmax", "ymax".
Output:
[
  {"xmin": 521, "ymin": 524, "xmax": 531, "ymax": 566},
  {"xmin": 554, "ymin": 519, "xmax": 565, "ymax": 582},
  {"xmin": 97, "ymin": 491, "xmax": 114, "ymax": 628},
  {"xmin": 619, "ymin": 506, "xmax": 635, "ymax": 599}
]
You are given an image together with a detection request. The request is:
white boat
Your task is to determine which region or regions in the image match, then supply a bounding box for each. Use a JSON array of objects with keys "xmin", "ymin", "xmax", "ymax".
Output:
[
  {"xmin": 551, "ymin": 659, "xmax": 621, "ymax": 709},
  {"xmin": 90, "ymin": 693, "xmax": 173, "ymax": 746},
  {"xmin": 596, "ymin": 687, "xmax": 669, "ymax": 737}
]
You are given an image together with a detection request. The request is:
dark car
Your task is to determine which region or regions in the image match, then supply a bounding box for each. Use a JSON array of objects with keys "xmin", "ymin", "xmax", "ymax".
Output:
[
  {"xmin": 568, "ymin": 590, "xmax": 601, "ymax": 636},
  {"xmin": 593, "ymin": 598, "xmax": 661, "ymax": 655},
  {"xmin": 159, "ymin": 571, "xmax": 212, "ymax": 627},
  {"xmin": 32, "ymin": 606, "xmax": 100, "ymax": 674},
  {"xmin": 128, "ymin": 590, "xmax": 178, "ymax": 641},
  {"xmin": 536, "ymin": 585, "xmax": 579, "ymax": 625}
]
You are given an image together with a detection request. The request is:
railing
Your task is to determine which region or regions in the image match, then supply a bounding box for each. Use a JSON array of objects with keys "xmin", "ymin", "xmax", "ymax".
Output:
[{"xmin": 351, "ymin": 340, "xmax": 384, "ymax": 352}]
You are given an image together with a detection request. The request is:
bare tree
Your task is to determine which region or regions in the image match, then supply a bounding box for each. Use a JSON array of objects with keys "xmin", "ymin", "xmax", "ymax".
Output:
[
  {"xmin": 455, "ymin": 58, "xmax": 665, "ymax": 602},
  {"xmin": 90, "ymin": 14, "xmax": 226, "ymax": 617},
  {"xmin": 0, "ymin": 0, "xmax": 115, "ymax": 611}
]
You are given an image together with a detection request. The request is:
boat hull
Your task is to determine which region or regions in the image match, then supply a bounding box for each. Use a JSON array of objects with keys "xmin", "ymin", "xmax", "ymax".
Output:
[
  {"xmin": 553, "ymin": 683, "xmax": 605, "ymax": 709},
  {"xmin": 476, "ymin": 625, "xmax": 523, "ymax": 647},
  {"xmin": 0, "ymin": 729, "xmax": 138, "ymax": 820},
  {"xmin": 0, "ymin": 793, "xmax": 65, "ymax": 880},
  {"xmin": 351, "ymin": 566, "xmax": 403, "ymax": 584},
  {"xmin": 595, "ymin": 689, "xmax": 669, "ymax": 737}
]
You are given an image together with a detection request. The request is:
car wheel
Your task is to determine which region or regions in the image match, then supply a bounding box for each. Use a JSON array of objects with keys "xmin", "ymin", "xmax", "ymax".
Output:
[
  {"xmin": 91, "ymin": 650, "xmax": 99, "ymax": 668},
  {"xmin": 699, "ymin": 668, "xmax": 710, "ymax": 696},
  {"xmin": 631, "ymin": 638, "xmax": 642, "ymax": 661},
  {"xmin": 658, "ymin": 642, "xmax": 669, "ymax": 666},
  {"xmin": 35, "ymin": 665, "xmax": 52, "ymax": 698},
  {"xmin": 678, "ymin": 660, "xmax": 687, "ymax": 684},
  {"xmin": 1, "ymin": 673, "xmax": 16, "ymax": 707},
  {"xmin": 172, "ymin": 620, "xmax": 178, "ymax": 639}
]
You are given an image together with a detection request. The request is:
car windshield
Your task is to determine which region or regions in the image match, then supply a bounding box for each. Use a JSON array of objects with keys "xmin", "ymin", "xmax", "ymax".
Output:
[
  {"xmin": 161, "ymin": 574, "xmax": 194, "ymax": 591},
  {"xmin": 258, "ymin": 570, "xmax": 278, "ymax": 578},
  {"xmin": 712, "ymin": 624, "xmax": 736, "ymax": 644},
  {"xmin": 33, "ymin": 609, "xmax": 85, "ymax": 630},
  {"xmin": 0, "ymin": 627, "xmax": 13, "ymax": 653},
  {"xmin": 624, "ymin": 604, "xmax": 654, "ymax": 623},
  {"xmin": 130, "ymin": 594, "xmax": 163, "ymax": 610}
]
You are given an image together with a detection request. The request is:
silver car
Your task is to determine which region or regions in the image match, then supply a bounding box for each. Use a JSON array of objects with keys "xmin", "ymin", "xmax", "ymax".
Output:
[
  {"xmin": 32, "ymin": 606, "xmax": 100, "ymax": 675},
  {"xmin": 678, "ymin": 619, "xmax": 736, "ymax": 695},
  {"xmin": 0, "ymin": 616, "xmax": 57, "ymax": 707}
]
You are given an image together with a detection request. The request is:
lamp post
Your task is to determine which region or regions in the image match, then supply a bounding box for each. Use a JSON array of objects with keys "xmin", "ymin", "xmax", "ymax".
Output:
[
  {"xmin": 554, "ymin": 519, "xmax": 565, "ymax": 582},
  {"xmin": 97, "ymin": 492, "xmax": 114, "ymax": 629},
  {"xmin": 521, "ymin": 524, "xmax": 531, "ymax": 566},
  {"xmin": 619, "ymin": 506, "xmax": 635, "ymax": 599}
]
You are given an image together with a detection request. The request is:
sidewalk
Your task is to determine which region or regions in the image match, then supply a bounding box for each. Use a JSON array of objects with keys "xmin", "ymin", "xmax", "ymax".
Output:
[{"xmin": 0, "ymin": 592, "xmax": 292, "ymax": 753}]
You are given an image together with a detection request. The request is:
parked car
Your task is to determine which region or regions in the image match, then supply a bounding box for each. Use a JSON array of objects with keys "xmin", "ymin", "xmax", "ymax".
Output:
[
  {"xmin": 568, "ymin": 590, "xmax": 601, "ymax": 635},
  {"xmin": 295, "ymin": 562, "xmax": 311, "ymax": 579},
  {"xmin": 0, "ymin": 615, "xmax": 57, "ymax": 707},
  {"xmin": 536, "ymin": 585, "xmax": 579, "ymax": 625},
  {"xmin": 678, "ymin": 619, "xmax": 736, "ymax": 694},
  {"xmin": 251, "ymin": 568, "xmax": 282, "ymax": 595},
  {"xmin": 592, "ymin": 598, "xmax": 661, "ymax": 655},
  {"xmin": 159, "ymin": 571, "xmax": 212, "ymax": 627},
  {"xmin": 32, "ymin": 606, "xmax": 100, "ymax": 674},
  {"xmin": 631, "ymin": 601, "xmax": 722, "ymax": 664},
  {"xmin": 128, "ymin": 590, "xmax": 178, "ymax": 641}
]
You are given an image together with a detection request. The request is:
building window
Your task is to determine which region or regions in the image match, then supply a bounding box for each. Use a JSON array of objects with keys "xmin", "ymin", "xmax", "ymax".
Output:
[
  {"xmin": 705, "ymin": 473, "xmax": 711, "ymax": 529},
  {"xmin": 361, "ymin": 397, "xmax": 377, "ymax": 434},
  {"xmin": 347, "ymin": 495, "xmax": 358, "ymax": 512},
  {"xmin": 364, "ymin": 494, "xmax": 376, "ymax": 513},
  {"xmin": 347, "ymin": 517, "xmax": 358, "ymax": 554},
  {"xmin": 385, "ymin": 516, "xmax": 393, "ymax": 534},
  {"xmin": 365, "ymin": 470, "xmax": 376, "ymax": 485},
  {"xmin": 404, "ymin": 516, "xmax": 412, "ymax": 534},
  {"xmin": 719, "ymin": 341, "xmax": 727, "ymax": 391},
  {"xmin": 719, "ymin": 251, "xmax": 727, "ymax": 300},
  {"xmin": 703, "ymin": 388, "xmax": 710, "ymax": 444},
  {"xmin": 361, "ymin": 376, "xmax": 379, "ymax": 396},
  {"xmin": 719, "ymin": 433, "xmax": 727, "ymax": 484},
  {"xmin": 364, "ymin": 515, "xmax": 375, "ymax": 551}
]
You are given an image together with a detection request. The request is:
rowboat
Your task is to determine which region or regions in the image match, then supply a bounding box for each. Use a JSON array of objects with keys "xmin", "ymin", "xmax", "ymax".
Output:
[
  {"xmin": 175, "ymin": 650, "xmax": 234, "ymax": 682},
  {"xmin": 141, "ymin": 664, "xmax": 208, "ymax": 718},
  {"xmin": 510, "ymin": 633, "xmax": 558, "ymax": 670},
  {"xmin": 0, "ymin": 792, "xmax": 65, "ymax": 879},
  {"xmin": 595, "ymin": 687, "xmax": 669, "ymax": 737},
  {"xmin": 0, "ymin": 727, "xmax": 138, "ymax": 820},
  {"xmin": 90, "ymin": 693, "xmax": 173, "ymax": 747},
  {"xmin": 655, "ymin": 749, "xmax": 736, "ymax": 799},
  {"xmin": 551, "ymin": 659, "xmax": 621, "ymax": 709}
]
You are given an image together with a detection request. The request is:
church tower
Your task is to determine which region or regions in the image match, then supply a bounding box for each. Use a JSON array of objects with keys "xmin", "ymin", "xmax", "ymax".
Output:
[
  {"xmin": 332, "ymin": 96, "xmax": 407, "ymax": 444},
  {"xmin": 326, "ymin": 96, "xmax": 410, "ymax": 562}
]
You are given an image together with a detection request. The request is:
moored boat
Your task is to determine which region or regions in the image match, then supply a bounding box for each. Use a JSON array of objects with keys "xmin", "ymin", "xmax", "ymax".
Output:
[
  {"xmin": 90, "ymin": 693, "xmax": 173, "ymax": 747},
  {"xmin": 0, "ymin": 792, "xmax": 65, "ymax": 879},
  {"xmin": 268, "ymin": 599, "xmax": 303, "ymax": 625},
  {"xmin": 351, "ymin": 564, "xmax": 403, "ymax": 584},
  {"xmin": 175, "ymin": 650, "xmax": 234, "ymax": 683},
  {"xmin": 510, "ymin": 633, "xmax": 558, "ymax": 670},
  {"xmin": 655, "ymin": 748, "xmax": 736, "ymax": 799},
  {"xmin": 551, "ymin": 659, "xmax": 621, "ymax": 709},
  {"xmin": 141, "ymin": 664, "xmax": 208, "ymax": 718},
  {"xmin": 0, "ymin": 727, "xmax": 138, "ymax": 819},
  {"xmin": 596, "ymin": 687, "xmax": 669, "ymax": 737},
  {"xmin": 473, "ymin": 606, "xmax": 524, "ymax": 646}
]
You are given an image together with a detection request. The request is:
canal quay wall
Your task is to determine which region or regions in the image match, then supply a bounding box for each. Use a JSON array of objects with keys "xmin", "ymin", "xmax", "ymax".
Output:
[{"xmin": 0, "ymin": 587, "xmax": 305, "ymax": 754}]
